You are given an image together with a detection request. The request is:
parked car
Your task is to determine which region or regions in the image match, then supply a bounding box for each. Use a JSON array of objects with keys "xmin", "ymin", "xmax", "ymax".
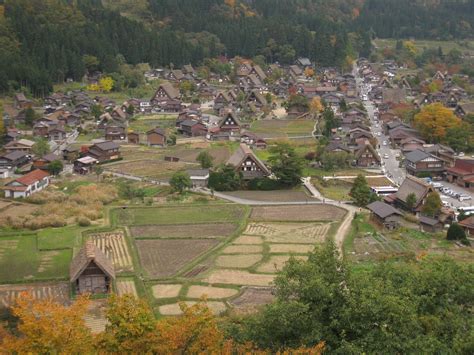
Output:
[
  {"xmin": 382, "ymin": 141, "xmax": 388, "ymax": 146},
  {"xmin": 383, "ymin": 153, "xmax": 389, "ymax": 159},
  {"xmin": 459, "ymin": 195, "xmax": 472, "ymax": 201}
]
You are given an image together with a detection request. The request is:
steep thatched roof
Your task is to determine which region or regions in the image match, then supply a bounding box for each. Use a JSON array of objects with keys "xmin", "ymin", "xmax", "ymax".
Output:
[{"xmin": 70, "ymin": 240, "xmax": 115, "ymax": 282}]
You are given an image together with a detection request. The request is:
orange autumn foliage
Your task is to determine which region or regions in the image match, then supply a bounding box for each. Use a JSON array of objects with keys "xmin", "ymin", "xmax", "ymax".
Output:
[
  {"xmin": 0, "ymin": 292, "xmax": 93, "ymax": 354},
  {"xmin": 413, "ymin": 103, "xmax": 461, "ymax": 142}
]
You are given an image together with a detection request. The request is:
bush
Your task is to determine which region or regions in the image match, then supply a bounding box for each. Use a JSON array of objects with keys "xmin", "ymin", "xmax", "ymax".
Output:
[
  {"xmin": 447, "ymin": 223, "xmax": 467, "ymax": 241},
  {"xmin": 77, "ymin": 217, "xmax": 91, "ymax": 227}
]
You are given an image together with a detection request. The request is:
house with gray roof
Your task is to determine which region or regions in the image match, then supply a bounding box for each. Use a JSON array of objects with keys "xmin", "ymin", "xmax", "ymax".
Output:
[
  {"xmin": 366, "ymin": 201, "xmax": 402, "ymax": 230},
  {"xmin": 405, "ymin": 149, "xmax": 445, "ymax": 177}
]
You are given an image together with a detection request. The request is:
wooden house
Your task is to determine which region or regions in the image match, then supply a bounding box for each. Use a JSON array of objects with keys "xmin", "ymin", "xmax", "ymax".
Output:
[
  {"xmin": 32, "ymin": 153, "xmax": 61, "ymax": 171},
  {"xmin": 186, "ymin": 169, "xmax": 209, "ymax": 188},
  {"xmin": 446, "ymin": 159, "xmax": 474, "ymax": 190},
  {"xmin": 0, "ymin": 151, "xmax": 30, "ymax": 169},
  {"xmin": 14, "ymin": 93, "xmax": 33, "ymax": 109},
  {"xmin": 86, "ymin": 141, "xmax": 121, "ymax": 162},
  {"xmin": 105, "ymin": 124, "xmax": 126, "ymax": 141},
  {"xmin": 226, "ymin": 143, "xmax": 270, "ymax": 180},
  {"xmin": 218, "ymin": 112, "xmax": 241, "ymax": 135},
  {"xmin": 459, "ymin": 216, "xmax": 474, "ymax": 236},
  {"xmin": 404, "ymin": 149, "xmax": 445, "ymax": 177},
  {"xmin": 179, "ymin": 120, "xmax": 207, "ymax": 137},
  {"xmin": 419, "ymin": 216, "xmax": 444, "ymax": 233},
  {"xmin": 390, "ymin": 175, "xmax": 434, "ymax": 213},
  {"xmin": 73, "ymin": 156, "xmax": 99, "ymax": 175},
  {"xmin": 62, "ymin": 146, "xmax": 80, "ymax": 162},
  {"xmin": 151, "ymin": 83, "xmax": 180, "ymax": 104},
  {"xmin": 354, "ymin": 143, "xmax": 380, "ymax": 167},
  {"xmin": 128, "ymin": 132, "xmax": 140, "ymax": 144},
  {"xmin": 70, "ymin": 240, "xmax": 115, "ymax": 295},
  {"xmin": 4, "ymin": 139, "xmax": 35, "ymax": 154},
  {"xmin": 2, "ymin": 169, "xmax": 50, "ymax": 198},
  {"xmin": 146, "ymin": 128, "xmax": 167, "ymax": 147},
  {"xmin": 366, "ymin": 201, "xmax": 402, "ymax": 230}
]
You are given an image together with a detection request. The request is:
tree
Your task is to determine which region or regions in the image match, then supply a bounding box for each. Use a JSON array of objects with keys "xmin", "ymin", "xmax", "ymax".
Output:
[
  {"xmin": 350, "ymin": 174, "xmax": 376, "ymax": 207},
  {"xmin": 48, "ymin": 160, "xmax": 63, "ymax": 176},
  {"xmin": 154, "ymin": 301, "xmax": 224, "ymax": 353},
  {"xmin": 94, "ymin": 165, "xmax": 104, "ymax": 181},
  {"xmin": 24, "ymin": 107, "xmax": 37, "ymax": 126},
  {"xmin": 309, "ymin": 97, "xmax": 323, "ymax": 115},
  {"xmin": 0, "ymin": 102, "xmax": 5, "ymax": 143},
  {"xmin": 413, "ymin": 103, "xmax": 461, "ymax": 142},
  {"xmin": 446, "ymin": 223, "xmax": 466, "ymax": 241},
  {"xmin": 421, "ymin": 192, "xmax": 442, "ymax": 217},
  {"xmin": 304, "ymin": 67, "xmax": 315, "ymax": 78},
  {"xmin": 0, "ymin": 293, "xmax": 93, "ymax": 353},
  {"xmin": 322, "ymin": 107, "xmax": 339, "ymax": 137},
  {"xmin": 126, "ymin": 104, "xmax": 135, "ymax": 116},
  {"xmin": 96, "ymin": 294, "xmax": 156, "ymax": 353},
  {"xmin": 406, "ymin": 192, "xmax": 417, "ymax": 211},
  {"xmin": 83, "ymin": 55, "xmax": 100, "ymax": 72},
  {"xmin": 208, "ymin": 164, "xmax": 242, "ymax": 191},
  {"xmin": 32, "ymin": 138, "xmax": 50, "ymax": 157},
  {"xmin": 99, "ymin": 76, "xmax": 114, "ymax": 92},
  {"xmin": 268, "ymin": 143, "xmax": 304, "ymax": 187},
  {"xmin": 196, "ymin": 151, "xmax": 214, "ymax": 169},
  {"xmin": 169, "ymin": 171, "xmax": 192, "ymax": 194}
]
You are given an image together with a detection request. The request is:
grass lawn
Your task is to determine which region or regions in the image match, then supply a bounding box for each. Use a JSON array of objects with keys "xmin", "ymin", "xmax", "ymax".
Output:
[
  {"xmin": 250, "ymin": 119, "xmax": 314, "ymax": 138},
  {"xmin": 313, "ymin": 179, "xmax": 352, "ymax": 201},
  {"xmin": 343, "ymin": 213, "xmax": 377, "ymax": 255},
  {"xmin": 113, "ymin": 204, "xmax": 246, "ymax": 226},
  {"xmin": 128, "ymin": 116, "xmax": 176, "ymax": 133},
  {"xmin": 37, "ymin": 225, "xmax": 85, "ymax": 250},
  {"xmin": 0, "ymin": 235, "xmax": 71, "ymax": 282}
]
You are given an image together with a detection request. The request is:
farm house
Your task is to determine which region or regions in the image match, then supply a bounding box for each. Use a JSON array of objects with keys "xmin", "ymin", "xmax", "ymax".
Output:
[{"xmin": 70, "ymin": 241, "xmax": 115, "ymax": 295}]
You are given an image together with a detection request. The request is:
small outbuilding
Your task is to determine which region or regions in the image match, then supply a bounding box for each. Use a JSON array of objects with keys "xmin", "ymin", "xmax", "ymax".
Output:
[
  {"xmin": 70, "ymin": 240, "xmax": 115, "ymax": 295},
  {"xmin": 419, "ymin": 215, "xmax": 444, "ymax": 233},
  {"xmin": 366, "ymin": 201, "xmax": 403, "ymax": 230}
]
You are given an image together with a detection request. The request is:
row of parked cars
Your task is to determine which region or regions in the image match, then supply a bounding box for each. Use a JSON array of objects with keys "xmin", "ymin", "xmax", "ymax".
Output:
[{"xmin": 430, "ymin": 182, "xmax": 472, "ymax": 202}]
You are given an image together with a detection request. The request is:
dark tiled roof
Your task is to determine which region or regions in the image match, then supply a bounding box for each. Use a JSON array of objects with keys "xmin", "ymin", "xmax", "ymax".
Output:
[{"xmin": 367, "ymin": 201, "xmax": 402, "ymax": 218}]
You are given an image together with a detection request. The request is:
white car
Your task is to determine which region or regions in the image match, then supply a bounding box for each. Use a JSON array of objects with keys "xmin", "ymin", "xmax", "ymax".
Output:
[
  {"xmin": 459, "ymin": 195, "xmax": 472, "ymax": 201},
  {"xmin": 383, "ymin": 141, "xmax": 388, "ymax": 146},
  {"xmin": 377, "ymin": 132, "xmax": 382, "ymax": 136},
  {"xmin": 383, "ymin": 154, "xmax": 389, "ymax": 159}
]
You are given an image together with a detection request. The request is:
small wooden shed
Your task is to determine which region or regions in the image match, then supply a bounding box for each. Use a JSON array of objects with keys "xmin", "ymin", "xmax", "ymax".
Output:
[{"xmin": 70, "ymin": 241, "xmax": 115, "ymax": 295}]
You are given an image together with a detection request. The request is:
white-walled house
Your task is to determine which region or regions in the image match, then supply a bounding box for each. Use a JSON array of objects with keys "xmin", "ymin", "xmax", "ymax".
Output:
[{"xmin": 2, "ymin": 169, "xmax": 50, "ymax": 198}]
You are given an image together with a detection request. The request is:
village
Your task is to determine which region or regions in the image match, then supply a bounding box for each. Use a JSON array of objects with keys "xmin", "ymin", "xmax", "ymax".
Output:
[{"xmin": 0, "ymin": 49, "xmax": 473, "ymax": 330}]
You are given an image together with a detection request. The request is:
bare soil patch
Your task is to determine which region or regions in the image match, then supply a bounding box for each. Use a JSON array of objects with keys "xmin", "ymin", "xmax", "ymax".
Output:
[
  {"xmin": 0, "ymin": 282, "xmax": 70, "ymax": 309},
  {"xmin": 225, "ymin": 190, "xmax": 311, "ymax": 202},
  {"xmin": 232, "ymin": 235, "xmax": 263, "ymax": 244},
  {"xmin": 187, "ymin": 285, "xmax": 238, "ymax": 299},
  {"xmin": 205, "ymin": 270, "xmax": 274, "ymax": 286},
  {"xmin": 159, "ymin": 301, "xmax": 226, "ymax": 316},
  {"xmin": 84, "ymin": 299, "xmax": 107, "ymax": 334},
  {"xmin": 245, "ymin": 222, "xmax": 330, "ymax": 243},
  {"xmin": 216, "ymin": 254, "xmax": 262, "ymax": 268},
  {"xmin": 151, "ymin": 284, "xmax": 182, "ymax": 299},
  {"xmin": 0, "ymin": 203, "xmax": 38, "ymax": 218},
  {"xmin": 130, "ymin": 223, "xmax": 237, "ymax": 239},
  {"xmin": 222, "ymin": 245, "xmax": 263, "ymax": 254},
  {"xmin": 88, "ymin": 231, "xmax": 133, "ymax": 273},
  {"xmin": 108, "ymin": 160, "xmax": 189, "ymax": 179},
  {"xmin": 251, "ymin": 205, "xmax": 346, "ymax": 221},
  {"xmin": 136, "ymin": 239, "xmax": 219, "ymax": 278},
  {"xmin": 257, "ymin": 255, "xmax": 308, "ymax": 273},
  {"xmin": 269, "ymin": 244, "xmax": 314, "ymax": 254},
  {"xmin": 230, "ymin": 287, "xmax": 275, "ymax": 313}
]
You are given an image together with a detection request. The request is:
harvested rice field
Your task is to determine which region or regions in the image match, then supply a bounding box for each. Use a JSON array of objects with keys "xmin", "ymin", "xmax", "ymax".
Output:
[
  {"xmin": 215, "ymin": 254, "xmax": 262, "ymax": 268},
  {"xmin": 221, "ymin": 245, "xmax": 263, "ymax": 254},
  {"xmin": 245, "ymin": 222, "xmax": 331, "ymax": 243},
  {"xmin": 229, "ymin": 287, "xmax": 275, "ymax": 313},
  {"xmin": 116, "ymin": 280, "xmax": 138, "ymax": 297},
  {"xmin": 251, "ymin": 205, "xmax": 346, "ymax": 221},
  {"xmin": 136, "ymin": 239, "xmax": 219, "ymax": 278},
  {"xmin": 130, "ymin": 223, "xmax": 237, "ymax": 239},
  {"xmin": 151, "ymin": 284, "xmax": 182, "ymax": 299},
  {"xmin": 159, "ymin": 301, "xmax": 227, "ymax": 316},
  {"xmin": 232, "ymin": 235, "xmax": 263, "ymax": 244},
  {"xmin": 268, "ymin": 244, "xmax": 314, "ymax": 254},
  {"xmin": 257, "ymin": 255, "xmax": 308, "ymax": 273},
  {"xmin": 186, "ymin": 285, "xmax": 238, "ymax": 299},
  {"xmin": 88, "ymin": 231, "xmax": 134, "ymax": 273},
  {"xmin": 205, "ymin": 270, "xmax": 275, "ymax": 287}
]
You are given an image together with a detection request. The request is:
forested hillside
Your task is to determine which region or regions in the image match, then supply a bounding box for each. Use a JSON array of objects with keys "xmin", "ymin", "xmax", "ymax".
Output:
[{"xmin": 0, "ymin": 0, "xmax": 473, "ymax": 96}]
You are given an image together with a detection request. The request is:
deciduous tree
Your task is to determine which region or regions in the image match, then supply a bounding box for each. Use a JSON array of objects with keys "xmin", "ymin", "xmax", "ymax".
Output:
[
  {"xmin": 268, "ymin": 143, "xmax": 304, "ymax": 187},
  {"xmin": 0, "ymin": 293, "xmax": 93, "ymax": 354},
  {"xmin": 413, "ymin": 103, "xmax": 461, "ymax": 142},
  {"xmin": 421, "ymin": 191, "xmax": 442, "ymax": 217},
  {"xmin": 196, "ymin": 151, "xmax": 214, "ymax": 169},
  {"xmin": 350, "ymin": 174, "xmax": 376, "ymax": 207},
  {"xmin": 169, "ymin": 171, "xmax": 192, "ymax": 194}
]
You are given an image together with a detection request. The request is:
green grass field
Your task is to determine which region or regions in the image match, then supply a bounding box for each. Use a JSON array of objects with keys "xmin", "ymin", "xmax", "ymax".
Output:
[
  {"xmin": 37, "ymin": 225, "xmax": 85, "ymax": 250},
  {"xmin": 0, "ymin": 235, "xmax": 71, "ymax": 282},
  {"xmin": 128, "ymin": 115, "xmax": 177, "ymax": 133},
  {"xmin": 250, "ymin": 119, "xmax": 314, "ymax": 138},
  {"xmin": 113, "ymin": 204, "xmax": 246, "ymax": 226}
]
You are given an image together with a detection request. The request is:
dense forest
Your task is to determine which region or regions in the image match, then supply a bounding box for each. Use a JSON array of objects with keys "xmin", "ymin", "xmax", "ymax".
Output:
[{"xmin": 0, "ymin": 0, "xmax": 473, "ymax": 96}]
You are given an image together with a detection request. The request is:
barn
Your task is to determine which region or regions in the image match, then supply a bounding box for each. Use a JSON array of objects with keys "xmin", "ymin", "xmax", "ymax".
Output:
[{"xmin": 70, "ymin": 241, "xmax": 115, "ymax": 295}]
